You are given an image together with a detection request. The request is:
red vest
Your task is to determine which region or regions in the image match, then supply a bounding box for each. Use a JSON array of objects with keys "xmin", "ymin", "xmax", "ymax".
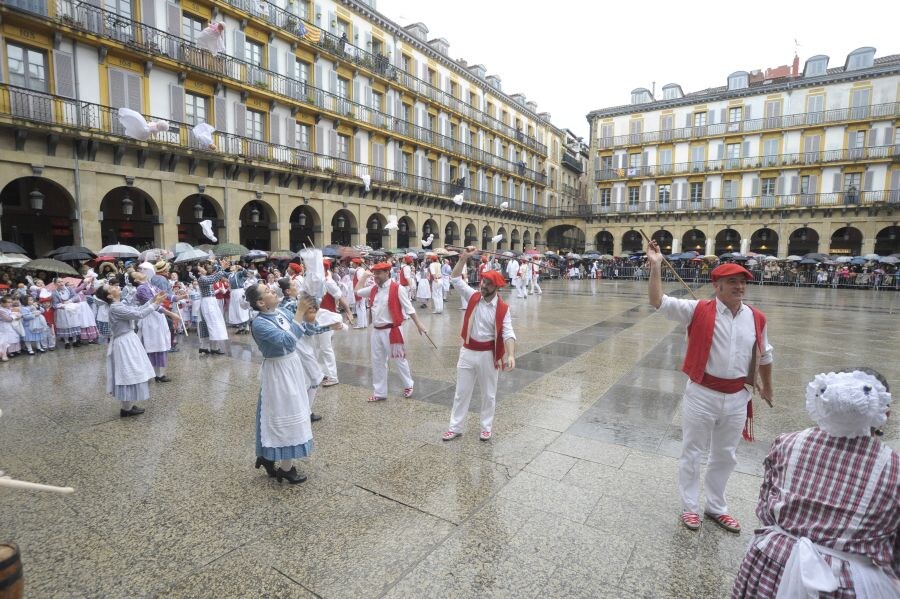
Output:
[
  {"xmin": 460, "ymin": 292, "xmax": 509, "ymax": 369},
  {"xmin": 370, "ymin": 281, "xmax": 405, "ymax": 346},
  {"xmin": 321, "ymin": 292, "xmax": 337, "ymax": 312},
  {"xmin": 352, "ymin": 272, "xmax": 362, "ymax": 303}
]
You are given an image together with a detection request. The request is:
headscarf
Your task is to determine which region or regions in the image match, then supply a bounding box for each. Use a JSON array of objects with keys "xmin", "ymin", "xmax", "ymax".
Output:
[{"xmin": 805, "ymin": 370, "xmax": 891, "ymax": 438}]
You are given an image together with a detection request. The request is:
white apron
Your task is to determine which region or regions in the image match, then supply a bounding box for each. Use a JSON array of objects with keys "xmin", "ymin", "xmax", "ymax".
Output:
[
  {"xmin": 227, "ymin": 287, "xmax": 250, "ymax": 324},
  {"xmin": 56, "ymin": 302, "xmax": 78, "ymax": 331},
  {"xmin": 75, "ymin": 301, "xmax": 96, "ymax": 328},
  {"xmin": 259, "ymin": 351, "xmax": 312, "ymax": 449},
  {"xmin": 138, "ymin": 310, "xmax": 170, "ymax": 353},
  {"xmin": 199, "ymin": 295, "xmax": 228, "ymax": 340},
  {"xmin": 295, "ymin": 335, "xmax": 324, "ymax": 388},
  {"xmin": 106, "ymin": 332, "xmax": 155, "ymax": 390}
]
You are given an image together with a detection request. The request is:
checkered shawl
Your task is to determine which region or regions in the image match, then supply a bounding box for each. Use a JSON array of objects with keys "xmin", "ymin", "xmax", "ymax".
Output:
[{"xmin": 731, "ymin": 427, "xmax": 899, "ymax": 598}]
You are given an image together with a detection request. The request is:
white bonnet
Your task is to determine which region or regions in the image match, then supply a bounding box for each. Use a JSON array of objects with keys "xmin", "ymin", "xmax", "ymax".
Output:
[{"xmin": 805, "ymin": 370, "xmax": 891, "ymax": 438}]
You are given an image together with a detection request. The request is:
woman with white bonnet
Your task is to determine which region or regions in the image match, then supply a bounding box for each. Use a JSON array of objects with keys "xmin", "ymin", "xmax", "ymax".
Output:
[{"xmin": 731, "ymin": 367, "xmax": 898, "ymax": 598}]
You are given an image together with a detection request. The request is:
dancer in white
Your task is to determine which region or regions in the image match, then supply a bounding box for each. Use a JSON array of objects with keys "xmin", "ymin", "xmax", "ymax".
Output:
[
  {"xmin": 351, "ymin": 258, "xmax": 369, "ymax": 329},
  {"xmin": 429, "ymin": 256, "xmax": 444, "ymax": 314},
  {"xmin": 194, "ymin": 259, "xmax": 231, "ymax": 355}
]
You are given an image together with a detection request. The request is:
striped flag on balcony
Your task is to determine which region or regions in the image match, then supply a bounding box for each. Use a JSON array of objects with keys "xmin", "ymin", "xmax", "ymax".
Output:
[{"xmin": 304, "ymin": 24, "xmax": 322, "ymax": 43}]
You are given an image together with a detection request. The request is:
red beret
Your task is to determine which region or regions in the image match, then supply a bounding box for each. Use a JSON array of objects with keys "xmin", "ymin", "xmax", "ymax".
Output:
[
  {"xmin": 404, "ymin": 256, "xmax": 414, "ymax": 264},
  {"xmin": 428, "ymin": 255, "xmax": 438, "ymax": 262},
  {"xmin": 371, "ymin": 262, "xmax": 392, "ymax": 271},
  {"xmin": 711, "ymin": 263, "xmax": 754, "ymax": 281},
  {"xmin": 481, "ymin": 270, "xmax": 506, "ymax": 288},
  {"xmin": 351, "ymin": 258, "xmax": 362, "ymax": 265},
  {"xmin": 288, "ymin": 262, "xmax": 303, "ymax": 273},
  {"xmin": 481, "ymin": 256, "xmax": 488, "ymax": 263},
  {"xmin": 322, "ymin": 258, "xmax": 332, "ymax": 266}
]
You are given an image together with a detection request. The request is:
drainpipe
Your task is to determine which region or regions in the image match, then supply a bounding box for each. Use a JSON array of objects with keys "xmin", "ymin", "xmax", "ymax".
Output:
[{"xmin": 71, "ymin": 39, "xmax": 85, "ymax": 245}]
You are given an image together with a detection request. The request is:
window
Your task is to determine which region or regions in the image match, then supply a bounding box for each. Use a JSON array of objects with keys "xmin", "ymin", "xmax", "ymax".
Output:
[
  {"xmin": 449, "ymin": 80, "xmax": 458, "ymax": 98},
  {"xmin": 690, "ymin": 145, "xmax": 706, "ymax": 170},
  {"xmin": 295, "ymin": 123, "xmax": 310, "ymax": 150},
  {"xmin": 6, "ymin": 42, "xmax": 48, "ymax": 91},
  {"xmin": 336, "ymin": 19, "xmax": 350, "ymax": 39},
  {"xmin": 728, "ymin": 107, "xmax": 742, "ymax": 123},
  {"xmin": 628, "ymin": 186, "xmax": 639, "ymax": 205},
  {"xmin": 658, "ymin": 184, "xmax": 671, "ymax": 204},
  {"xmin": 725, "ymin": 143, "xmax": 741, "ymax": 168},
  {"xmin": 427, "ymin": 68, "xmax": 436, "ymax": 86},
  {"xmin": 246, "ymin": 109, "xmax": 264, "ymax": 141},
  {"xmin": 693, "ymin": 112, "xmax": 707, "ymax": 127},
  {"xmin": 629, "ymin": 153, "xmax": 641, "ymax": 169},
  {"xmin": 371, "ymin": 38, "xmax": 383, "ymax": 55},
  {"xmin": 846, "ymin": 48, "xmax": 874, "ymax": 71},
  {"xmin": 185, "ymin": 93, "xmax": 208, "ymax": 126},
  {"xmin": 293, "ymin": 59, "xmax": 310, "ymax": 83},
  {"xmin": 722, "ymin": 180, "xmax": 738, "ymax": 201},
  {"xmin": 806, "ymin": 94, "xmax": 824, "ymax": 124},
  {"xmin": 371, "ymin": 91, "xmax": 382, "ymax": 111},
  {"xmin": 849, "ymin": 130, "xmax": 866, "ymax": 158},
  {"xmin": 658, "ymin": 149, "xmax": 673, "ymax": 174},
  {"xmin": 402, "ymin": 55, "xmax": 411, "ymax": 74},
  {"xmin": 761, "ymin": 177, "xmax": 776, "ymax": 196},
  {"xmin": 800, "ymin": 175, "xmax": 812, "ymax": 195},
  {"xmin": 599, "ymin": 188, "xmax": 611, "ymax": 206},
  {"xmin": 600, "ymin": 156, "xmax": 613, "ymax": 174},
  {"xmin": 727, "ymin": 72, "xmax": 748, "ymax": 90},
  {"xmin": 763, "ymin": 138, "xmax": 779, "ymax": 166},
  {"xmin": 690, "ymin": 182, "xmax": 703, "ymax": 202},
  {"xmin": 336, "ymin": 76, "xmax": 349, "ymax": 99},
  {"xmin": 246, "ymin": 40, "xmax": 263, "ymax": 66},
  {"xmin": 104, "ymin": 0, "xmax": 132, "ymax": 18},
  {"xmin": 600, "ymin": 123, "xmax": 614, "ymax": 141},
  {"xmin": 850, "ymin": 88, "xmax": 870, "ymax": 119},
  {"xmin": 336, "ymin": 133, "xmax": 350, "ymax": 160},
  {"xmin": 844, "ymin": 173, "xmax": 861, "ymax": 204},
  {"xmin": 182, "ymin": 13, "xmax": 206, "ymax": 43},
  {"xmin": 764, "ymin": 99, "xmax": 782, "ymax": 127},
  {"xmin": 660, "ymin": 114, "xmax": 673, "ymax": 134},
  {"xmin": 804, "ymin": 57, "xmax": 827, "ymax": 77}
]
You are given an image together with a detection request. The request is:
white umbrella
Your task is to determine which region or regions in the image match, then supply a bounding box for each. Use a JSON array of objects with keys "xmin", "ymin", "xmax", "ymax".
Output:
[
  {"xmin": 835, "ymin": 256, "xmax": 852, "ymax": 263},
  {"xmin": 174, "ymin": 248, "xmax": 213, "ymax": 263},
  {"xmin": 170, "ymin": 242, "xmax": 194, "ymax": 257},
  {"xmin": 0, "ymin": 252, "xmax": 30, "ymax": 266},
  {"xmin": 785, "ymin": 255, "xmax": 802, "ymax": 261},
  {"xmin": 98, "ymin": 243, "xmax": 140, "ymax": 258},
  {"xmin": 764, "ymin": 256, "xmax": 779, "ymax": 262},
  {"xmin": 878, "ymin": 256, "xmax": 898, "ymax": 264},
  {"xmin": 863, "ymin": 253, "xmax": 880, "ymax": 261}
]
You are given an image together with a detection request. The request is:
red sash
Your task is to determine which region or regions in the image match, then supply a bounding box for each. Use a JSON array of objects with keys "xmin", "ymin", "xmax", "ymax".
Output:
[
  {"xmin": 370, "ymin": 282, "xmax": 405, "ymax": 352},
  {"xmin": 460, "ymin": 292, "xmax": 508, "ymax": 369},
  {"xmin": 399, "ymin": 266, "xmax": 409, "ymax": 286}
]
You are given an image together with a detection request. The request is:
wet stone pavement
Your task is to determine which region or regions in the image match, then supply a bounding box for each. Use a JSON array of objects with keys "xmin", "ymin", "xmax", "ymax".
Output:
[{"xmin": 1, "ymin": 279, "xmax": 898, "ymax": 598}]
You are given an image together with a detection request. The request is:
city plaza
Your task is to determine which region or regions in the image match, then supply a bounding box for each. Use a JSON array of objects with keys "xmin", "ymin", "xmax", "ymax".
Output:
[{"xmin": 0, "ymin": 0, "xmax": 898, "ymax": 596}]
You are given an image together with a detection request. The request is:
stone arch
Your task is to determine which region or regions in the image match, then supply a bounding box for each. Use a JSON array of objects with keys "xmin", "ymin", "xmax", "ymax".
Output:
[
  {"xmin": 714, "ymin": 228, "xmax": 741, "ymax": 255},
  {"xmin": 495, "ymin": 227, "xmax": 507, "ymax": 250},
  {"xmin": 749, "ymin": 227, "xmax": 778, "ymax": 255},
  {"xmin": 621, "ymin": 230, "xmax": 642, "ymax": 253},
  {"xmin": 651, "ymin": 229, "xmax": 674, "ymax": 254},
  {"xmin": 444, "ymin": 221, "xmax": 460, "ymax": 247},
  {"xmin": 178, "ymin": 195, "xmax": 224, "ymax": 247},
  {"xmin": 464, "ymin": 223, "xmax": 477, "ymax": 246},
  {"xmin": 533, "ymin": 231, "xmax": 542, "ymax": 247},
  {"xmin": 0, "ymin": 177, "xmax": 78, "ymax": 256},
  {"xmin": 830, "ymin": 226, "xmax": 863, "ymax": 256},
  {"xmin": 238, "ymin": 198, "xmax": 277, "ymax": 250},
  {"xmin": 595, "ymin": 231, "xmax": 614, "ymax": 254},
  {"xmin": 330, "ymin": 209, "xmax": 357, "ymax": 246},
  {"xmin": 546, "ymin": 225, "xmax": 586, "ymax": 253},
  {"xmin": 510, "ymin": 229, "xmax": 521, "ymax": 251},
  {"xmin": 364, "ymin": 212, "xmax": 387, "ymax": 250},
  {"xmin": 481, "ymin": 225, "xmax": 493, "ymax": 250},
  {"xmin": 682, "ymin": 229, "xmax": 706, "ymax": 254},
  {"xmin": 874, "ymin": 226, "xmax": 899, "ymax": 256},
  {"xmin": 288, "ymin": 205, "xmax": 320, "ymax": 250},
  {"xmin": 787, "ymin": 226, "xmax": 819, "ymax": 255},
  {"xmin": 397, "ymin": 216, "xmax": 416, "ymax": 248},
  {"xmin": 99, "ymin": 186, "xmax": 160, "ymax": 249},
  {"xmin": 522, "ymin": 230, "xmax": 532, "ymax": 249},
  {"xmin": 422, "ymin": 218, "xmax": 439, "ymax": 245}
]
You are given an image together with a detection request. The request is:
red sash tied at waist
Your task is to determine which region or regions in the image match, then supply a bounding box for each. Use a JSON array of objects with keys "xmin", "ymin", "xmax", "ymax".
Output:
[
  {"xmin": 464, "ymin": 339, "xmax": 495, "ymax": 352},
  {"xmin": 699, "ymin": 373, "xmax": 748, "ymax": 394},
  {"xmin": 374, "ymin": 324, "xmax": 395, "ymax": 330}
]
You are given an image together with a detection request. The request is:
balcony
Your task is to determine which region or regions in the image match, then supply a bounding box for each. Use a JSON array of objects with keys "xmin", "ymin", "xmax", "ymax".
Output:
[
  {"xmin": 597, "ymin": 102, "xmax": 900, "ymax": 149},
  {"xmin": 594, "ymin": 146, "xmax": 899, "ymax": 181},
  {"xmin": 561, "ymin": 152, "xmax": 583, "ymax": 173},
  {"xmin": 557, "ymin": 190, "xmax": 899, "ymax": 217},
  {"xmin": 213, "ymin": 0, "xmax": 547, "ymax": 156},
  {"xmin": 11, "ymin": 0, "xmax": 547, "ymax": 186},
  {"xmin": 0, "ymin": 83, "xmax": 548, "ymax": 218}
]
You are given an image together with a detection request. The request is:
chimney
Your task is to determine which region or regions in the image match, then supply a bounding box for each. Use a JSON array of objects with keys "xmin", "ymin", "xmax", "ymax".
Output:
[{"xmin": 792, "ymin": 54, "xmax": 800, "ymax": 77}]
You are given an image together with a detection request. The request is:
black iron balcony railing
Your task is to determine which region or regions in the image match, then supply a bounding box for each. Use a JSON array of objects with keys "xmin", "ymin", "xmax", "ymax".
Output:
[
  {"xmin": 6, "ymin": 0, "xmax": 547, "ymax": 186},
  {"xmin": 595, "ymin": 146, "xmax": 899, "ymax": 181},
  {"xmin": 0, "ymin": 83, "xmax": 547, "ymax": 217},
  {"xmin": 598, "ymin": 102, "xmax": 900, "ymax": 149},
  {"xmin": 558, "ymin": 190, "xmax": 899, "ymax": 217},
  {"xmin": 217, "ymin": 0, "xmax": 548, "ymax": 156},
  {"xmin": 561, "ymin": 152, "xmax": 583, "ymax": 173}
]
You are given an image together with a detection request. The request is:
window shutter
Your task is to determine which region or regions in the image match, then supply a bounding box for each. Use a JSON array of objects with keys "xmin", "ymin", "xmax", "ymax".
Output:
[
  {"xmin": 269, "ymin": 113, "xmax": 280, "ymax": 144},
  {"xmin": 394, "ymin": 97, "xmax": 402, "ymax": 120},
  {"xmin": 126, "ymin": 73, "xmax": 142, "ymax": 110},
  {"xmin": 776, "ymin": 175, "xmax": 784, "ymax": 195},
  {"xmin": 328, "ymin": 129, "xmax": 337, "ymax": 156},
  {"xmin": 864, "ymin": 171, "xmax": 874, "ymax": 192},
  {"xmin": 314, "ymin": 2, "xmax": 322, "ymax": 25},
  {"xmin": 141, "ymin": 0, "xmax": 156, "ymax": 28},
  {"xmin": 832, "ymin": 173, "xmax": 841, "ymax": 192},
  {"xmin": 790, "ymin": 175, "xmax": 799, "ymax": 194},
  {"xmin": 742, "ymin": 141, "xmax": 750, "ymax": 158},
  {"xmin": 704, "ymin": 181, "xmax": 711, "ymax": 199},
  {"xmin": 268, "ymin": 46, "xmax": 279, "ymax": 74},
  {"xmin": 327, "ymin": 10, "xmax": 336, "ymax": 34},
  {"xmin": 867, "ymin": 129, "xmax": 878, "ymax": 147},
  {"xmin": 642, "ymin": 151, "xmax": 649, "ymax": 167},
  {"xmin": 684, "ymin": 114, "xmax": 691, "ymax": 128},
  {"xmin": 215, "ymin": 96, "xmax": 227, "ymax": 132},
  {"xmin": 329, "ymin": 70, "xmax": 337, "ymax": 95},
  {"xmin": 593, "ymin": 156, "xmax": 600, "ymax": 171},
  {"xmin": 286, "ymin": 120, "xmax": 296, "ymax": 148},
  {"xmin": 53, "ymin": 50, "xmax": 76, "ymax": 98},
  {"xmin": 751, "ymin": 177, "xmax": 759, "ymax": 196},
  {"xmin": 108, "ymin": 68, "xmax": 126, "ymax": 109},
  {"xmin": 364, "ymin": 32, "xmax": 372, "ymax": 52},
  {"xmin": 233, "ymin": 102, "xmax": 246, "ymax": 136},
  {"xmin": 354, "ymin": 137, "xmax": 361, "ymax": 162},
  {"xmin": 353, "ymin": 80, "xmax": 360, "ymax": 103},
  {"xmin": 374, "ymin": 143, "xmax": 384, "ymax": 168},
  {"xmin": 679, "ymin": 182, "xmax": 688, "ymax": 200},
  {"xmin": 648, "ymin": 184, "xmax": 656, "ymax": 205},
  {"xmin": 639, "ymin": 184, "xmax": 646, "ymax": 202},
  {"xmin": 707, "ymin": 110, "xmax": 714, "ymax": 125},
  {"xmin": 890, "ymin": 171, "xmax": 900, "ymax": 201},
  {"xmin": 807, "ymin": 175, "xmax": 817, "ymax": 195},
  {"xmin": 233, "ymin": 30, "xmax": 246, "ymax": 62},
  {"xmin": 719, "ymin": 108, "xmax": 726, "ymax": 124},
  {"xmin": 716, "ymin": 144, "xmax": 724, "ymax": 160},
  {"xmin": 316, "ymin": 125, "xmax": 324, "ymax": 154},
  {"xmin": 169, "ymin": 84, "xmax": 184, "ymax": 122},
  {"xmin": 365, "ymin": 86, "xmax": 373, "ymax": 109},
  {"xmin": 314, "ymin": 65, "xmax": 322, "ymax": 90},
  {"xmin": 744, "ymin": 105, "xmax": 751, "ymax": 120},
  {"xmin": 166, "ymin": 2, "xmax": 181, "ymax": 57}
]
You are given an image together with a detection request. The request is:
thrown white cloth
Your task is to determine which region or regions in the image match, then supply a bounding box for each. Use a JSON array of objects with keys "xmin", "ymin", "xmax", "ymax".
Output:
[
  {"xmin": 192, "ymin": 122, "xmax": 216, "ymax": 149},
  {"xmin": 117, "ymin": 108, "xmax": 168, "ymax": 141},
  {"xmin": 384, "ymin": 214, "xmax": 399, "ymax": 231},
  {"xmin": 500, "ymin": 201, "xmax": 509, "ymax": 209},
  {"xmin": 421, "ymin": 233, "xmax": 434, "ymax": 248},
  {"xmin": 361, "ymin": 174, "xmax": 371, "ymax": 191},
  {"xmin": 452, "ymin": 193, "xmax": 464, "ymax": 206},
  {"xmin": 196, "ymin": 22, "xmax": 226, "ymax": 54},
  {"xmin": 199, "ymin": 220, "xmax": 217, "ymax": 242},
  {"xmin": 491, "ymin": 234, "xmax": 503, "ymax": 244}
]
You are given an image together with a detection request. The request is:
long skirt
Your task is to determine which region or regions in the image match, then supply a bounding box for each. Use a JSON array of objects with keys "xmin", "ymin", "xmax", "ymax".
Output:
[
  {"xmin": 256, "ymin": 352, "xmax": 313, "ymax": 461},
  {"xmin": 0, "ymin": 321, "xmax": 20, "ymax": 354},
  {"xmin": 55, "ymin": 304, "xmax": 79, "ymax": 337},
  {"xmin": 106, "ymin": 333, "xmax": 155, "ymax": 403},
  {"xmin": 227, "ymin": 287, "xmax": 250, "ymax": 325},
  {"xmin": 199, "ymin": 296, "xmax": 228, "ymax": 341},
  {"xmin": 76, "ymin": 302, "xmax": 99, "ymax": 340}
]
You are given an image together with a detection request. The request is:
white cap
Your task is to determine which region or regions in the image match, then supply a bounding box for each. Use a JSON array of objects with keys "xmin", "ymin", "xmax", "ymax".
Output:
[{"xmin": 805, "ymin": 371, "xmax": 891, "ymax": 438}]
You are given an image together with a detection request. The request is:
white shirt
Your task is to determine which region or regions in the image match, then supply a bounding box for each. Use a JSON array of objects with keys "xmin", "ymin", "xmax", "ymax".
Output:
[
  {"xmin": 400, "ymin": 264, "xmax": 413, "ymax": 285},
  {"xmin": 451, "ymin": 276, "xmax": 515, "ymax": 342},
  {"xmin": 658, "ymin": 295, "xmax": 773, "ymax": 379},
  {"xmin": 429, "ymin": 262, "xmax": 442, "ymax": 279},
  {"xmin": 506, "ymin": 260, "xmax": 519, "ymax": 279},
  {"xmin": 357, "ymin": 280, "xmax": 415, "ymax": 326}
]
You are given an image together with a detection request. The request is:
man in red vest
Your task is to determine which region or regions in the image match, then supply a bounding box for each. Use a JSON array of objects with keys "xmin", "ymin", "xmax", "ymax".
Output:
[
  {"xmin": 350, "ymin": 258, "xmax": 369, "ymax": 329},
  {"xmin": 398, "ymin": 255, "xmax": 415, "ymax": 299},
  {"xmin": 442, "ymin": 247, "xmax": 516, "ymax": 442},
  {"xmin": 355, "ymin": 262, "xmax": 427, "ymax": 402},
  {"xmin": 317, "ymin": 258, "xmax": 352, "ymax": 387},
  {"xmin": 648, "ymin": 240, "xmax": 774, "ymax": 534}
]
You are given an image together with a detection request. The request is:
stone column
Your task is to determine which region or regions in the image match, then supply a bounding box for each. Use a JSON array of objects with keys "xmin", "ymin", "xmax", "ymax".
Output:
[
  {"xmin": 740, "ymin": 238, "xmax": 750, "ymax": 254},
  {"xmin": 671, "ymin": 238, "xmax": 681, "ymax": 254},
  {"xmin": 705, "ymin": 238, "xmax": 715, "ymax": 256}
]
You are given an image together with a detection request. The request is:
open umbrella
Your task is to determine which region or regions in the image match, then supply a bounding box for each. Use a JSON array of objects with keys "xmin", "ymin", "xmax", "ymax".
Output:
[
  {"xmin": 0, "ymin": 240, "xmax": 27, "ymax": 254},
  {"xmin": 52, "ymin": 251, "xmax": 95, "ymax": 262},
  {"xmin": 242, "ymin": 249, "xmax": 269, "ymax": 262},
  {"xmin": 321, "ymin": 245, "xmax": 341, "ymax": 258},
  {"xmin": 544, "ymin": 251, "xmax": 558, "ymax": 256},
  {"xmin": 174, "ymin": 248, "xmax": 213, "ymax": 264},
  {"xmin": 140, "ymin": 248, "xmax": 173, "ymax": 262},
  {"xmin": 434, "ymin": 248, "xmax": 450, "ymax": 256},
  {"xmin": 98, "ymin": 243, "xmax": 140, "ymax": 258},
  {"xmin": 369, "ymin": 250, "xmax": 388, "ymax": 259},
  {"xmin": 785, "ymin": 255, "xmax": 802, "ymax": 261},
  {"xmin": 599, "ymin": 254, "xmax": 614, "ymax": 260},
  {"xmin": 268, "ymin": 250, "xmax": 295, "ymax": 260},
  {"xmin": 212, "ymin": 242, "xmax": 250, "ymax": 257},
  {"xmin": 170, "ymin": 242, "xmax": 194, "ymax": 257},
  {"xmin": 196, "ymin": 244, "xmax": 214, "ymax": 252},
  {"xmin": 47, "ymin": 245, "xmax": 96, "ymax": 259},
  {"xmin": 863, "ymin": 253, "xmax": 880, "ymax": 261},
  {"xmin": 764, "ymin": 256, "xmax": 779, "ymax": 262},
  {"xmin": 524, "ymin": 249, "xmax": 540, "ymax": 255},
  {"xmin": 850, "ymin": 257, "xmax": 867, "ymax": 265},
  {"xmin": 878, "ymin": 256, "xmax": 898, "ymax": 264},
  {"xmin": 0, "ymin": 252, "xmax": 30, "ymax": 266},
  {"xmin": 21, "ymin": 258, "xmax": 79, "ymax": 275},
  {"xmin": 803, "ymin": 253, "xmax": 830, "ymax": 262},
  {"xmin": 799, "ymin": 259, "xmax": 818, "ymax": 265},
  {"xmin": 834, "ymin": 256, "xmax": 852, "ymax": 263}
]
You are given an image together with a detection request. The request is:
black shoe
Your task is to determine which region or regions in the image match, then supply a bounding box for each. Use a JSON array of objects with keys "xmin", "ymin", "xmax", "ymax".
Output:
[
  {"xmin": 310, "ymin": 413, "xmax": 322, "ymax": 422},
  {"xmin": 26, "ymin": 350, "xmax": 35, "ymax": 355},
  {"xmin": 73, "ymin": 340, "xmax": 82, "ymax": 347},
  {"xmin": 255, "ymin": 456, "xmax": 276, "ymax": 478},
  {"xmin": 37, "ymin": 348, "xmax": 46, "ymax": 353},
  {"xmin": 155, "ymin": 375, "xmax": 172, "ymax": 383},
  {"xmin": 120, "ymin": 406, "xmax": 145, "ymax": 417},
  {"xmin": 210, "ymin": 349, "xmax": 225, "ymax": 355},
  {"xmin": 198, "ymin": 348, "xmax": 210, "ymax": 354},
  {"xmin": 64, "ymin": 343, "xmax": 71, "ymax": 349},
  {"xmin": 168, "ymin": 346, "xmax": 180, "ymax": 353},
  {"xmin": 275, "ymin": 466, "xmax": 307, "ymax": 484}
]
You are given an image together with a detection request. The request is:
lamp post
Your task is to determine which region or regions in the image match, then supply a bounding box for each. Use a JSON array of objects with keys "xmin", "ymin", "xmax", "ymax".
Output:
[
  {"xmin": 249, "ymin": 204, "xmax": 260, "ymax": 224},
  {"xmin": 121, "ymin": 193, "xmax": 134, "ymax": 217},
  {"xmin": 29, "ymin": 188, "xmax": 45, "ymax": 213},
  {"xmin": 193, "ymin": 199, "xmax": 204, "ymax": 220}
]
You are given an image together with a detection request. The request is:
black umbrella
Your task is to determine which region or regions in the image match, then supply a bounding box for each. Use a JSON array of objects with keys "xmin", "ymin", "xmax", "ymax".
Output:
[
  {"xmin": 368, "ymin": 250, "xmax": 387, "ymax": 258},
  {"xmin": 51, "ymin": 250, "xmax": 96, "ymax": 261},
  {"xmin": 803, "ymin": 253, "xmax": 830, "ymax": 262},
  {"xmin": 0, "ymin": 240, "xmax": 27, "ymax": 254},
  {"xmin": 47, "ymin": 245, "xmax": 96, "ymax": 259}
]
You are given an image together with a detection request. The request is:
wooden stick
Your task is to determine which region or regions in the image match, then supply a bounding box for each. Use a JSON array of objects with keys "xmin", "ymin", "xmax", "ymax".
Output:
[
  {"xmin": 422, "ymin": 329, "xmax": 439, "ymax": 350},
  {"xmin": 639, "ymin": 230, "xmax": 698, "ymax": 300},
  {"xmin": 445, "ymin": 246, "xmax": 562, "ymax": 272},
  {"xmin": 0, "ymin": 477, "xmax": 75, "ymax": 495}
]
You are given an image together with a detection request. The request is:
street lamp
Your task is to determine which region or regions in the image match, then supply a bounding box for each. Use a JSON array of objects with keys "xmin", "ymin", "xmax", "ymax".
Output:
[
  {"xmin": 193, "ymin": 199, "xmax": 204, "ymax": 220},
  {"xmin": 423, "ymin": 223, "xmax": 431, "ymax": 235},
  {"xmin": 369, "ymin": 217, "xmax": 379, "ymax": 231},
  {"xmin": 399, "ymin": 219, "xmax": 407, "ymax": 233},
  {"xmin": 298, "ymin": 211, "xmax": 307, "ymax": 227},
  {"xmin": 335, "ymin": 214, "xmax": 346, "ymax": 229},
  {"xmin": 121, "ymin": 193, "xmax": 134, "ymax": 217},
  {"xmin": 249, "ymin": 204, "xmax": 260, "ymax": 224},
  {"xmin": 29, "ymin": 188, "xmax": 44, "ymax": 213}
]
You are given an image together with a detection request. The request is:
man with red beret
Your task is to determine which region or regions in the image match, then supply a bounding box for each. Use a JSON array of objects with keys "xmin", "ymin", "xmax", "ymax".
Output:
[
  {"xmin": 428, "ymin": 255, "xmax": 444, "ymax": 314},
  {"xmin": 649, "ymin": 242, "xmax": 774, "ymax": 534},
  {"xmin": 442, "ymin": 247, "xmax": 516, "ymax": 442},
  {"xmin": 355, "ymin": 261, "xmax": 427, "ymax": 401},
  {"xmin": 350, "ymin": 258, "xmax": 369, "ymax": 329},
  {"xmin": 399, "ymin": 255, "xmax": 415, "ymax": 300},
  {"xmin": 316, "ymin": 257, "xmax": 352, "ymax": 387}
]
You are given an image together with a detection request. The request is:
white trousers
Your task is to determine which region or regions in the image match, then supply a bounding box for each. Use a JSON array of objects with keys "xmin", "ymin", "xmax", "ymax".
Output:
[
  {"xmin": 354, "ymin": 299, "xmax": 368, "ymax": 328},
  {"xmin": 460, "ymin": 290, "xmax": 468, "ymax": 310},
  {"xmin": 315, "ymin": 330, "xmax": 337, "ymax": 380},
  {"xmin": 514, "ymin": 277, "xmax": 526, "ymax": 298},
  {"xmin": 370, "ymin": 328, "xmax": 413, "ymax": 398},
  {"xmin": 678, "ymin": 381, "xmax": 748, "ymax": 515},
  {"xmin": 431, "ymin": 281, "xmax": 444, "ymax": 313},
  {"xmin": 529, "ymin": 276, "xmax": 542, "ymax": 294},
  {"xmin": 448, "ymin": 348, "xmax": 500, "ymax": 433}
]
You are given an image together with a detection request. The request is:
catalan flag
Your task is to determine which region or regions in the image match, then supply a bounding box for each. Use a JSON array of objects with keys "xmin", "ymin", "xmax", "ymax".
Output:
[{"xmin": 304, "ymin": 24, "xmax": 322, "ymax": 43}]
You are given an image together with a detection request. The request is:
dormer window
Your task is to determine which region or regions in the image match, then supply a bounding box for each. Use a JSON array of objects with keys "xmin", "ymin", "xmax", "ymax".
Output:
[
  {"xmin": 630, "ymin": 88, "xmax": 652, "ymax": 104},
  {"xmin": 804, "ymin": 55, "xmax": 829, "ymax": 77},
  {"xmin": 727, "ymin": 71, "xmax": 749, "ymax": 90},
  {"xmin": 662, "ymin": 84, "xmax": 683, "ymax": 100},
  {"xmin": 846, "ymin": 47, "xmax": 875, "ymax": 71}
]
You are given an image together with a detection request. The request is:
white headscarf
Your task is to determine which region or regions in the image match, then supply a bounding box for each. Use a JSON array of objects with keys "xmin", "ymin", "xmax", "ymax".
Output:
[{"xmin": 805, "ymin": 371, "xmax": 891, "ymax": 438}]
